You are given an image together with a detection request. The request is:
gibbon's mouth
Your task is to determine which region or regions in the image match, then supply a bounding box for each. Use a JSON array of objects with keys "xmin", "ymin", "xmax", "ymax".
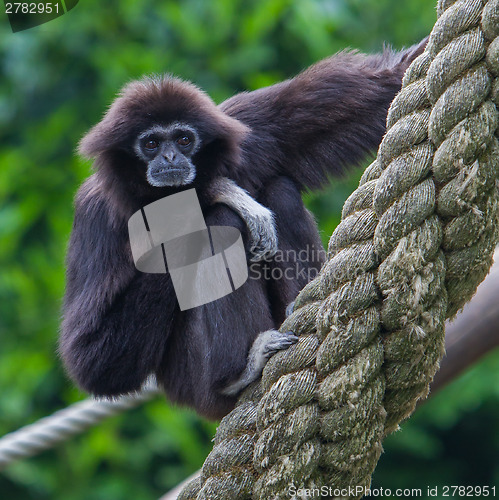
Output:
[{"xmin": 147, "ymin": 168, "xmax": 196, "ymax": 187}]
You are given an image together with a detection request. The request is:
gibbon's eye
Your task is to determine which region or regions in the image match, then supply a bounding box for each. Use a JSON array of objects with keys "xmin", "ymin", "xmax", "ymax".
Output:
[
  {"xmin": 144, "ymin": 139, "xmax": 159, "ymax": 151},
  {"xmin": 176, "ymin": 135, "xmax": 191, "ymax": 147}
]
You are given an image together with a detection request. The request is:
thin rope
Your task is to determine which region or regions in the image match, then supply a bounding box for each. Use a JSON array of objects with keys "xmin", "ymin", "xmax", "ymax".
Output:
[{"xmin": 0, "ymin": 383, "xmax": 160, "ymax": 470}]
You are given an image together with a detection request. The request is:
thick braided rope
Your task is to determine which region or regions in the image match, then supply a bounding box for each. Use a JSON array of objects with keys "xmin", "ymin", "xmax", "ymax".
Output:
[
  {"xmin": 378, "ymin": 0, "xmax": 499, "ymax": 434},
  {"xmin": 180, "ymin": 1, "xmax": 499, "ymax": 498}
]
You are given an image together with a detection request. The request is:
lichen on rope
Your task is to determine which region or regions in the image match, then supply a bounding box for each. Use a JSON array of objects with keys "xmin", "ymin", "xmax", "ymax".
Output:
[{"xmin": 180, "ymin": 0, "xmax": 499, "ymax": 498}]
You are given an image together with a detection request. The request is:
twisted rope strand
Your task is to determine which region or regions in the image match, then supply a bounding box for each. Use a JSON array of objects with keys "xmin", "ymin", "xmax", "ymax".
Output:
[{"xmin": 0, "ymin": 384, "xmax": 160, "ymax": 470}]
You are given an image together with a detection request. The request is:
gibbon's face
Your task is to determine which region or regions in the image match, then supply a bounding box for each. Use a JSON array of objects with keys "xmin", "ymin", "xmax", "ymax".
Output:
[{"xmin": 133, "ymin": 123, "xmax": 201, "ymax": 187}]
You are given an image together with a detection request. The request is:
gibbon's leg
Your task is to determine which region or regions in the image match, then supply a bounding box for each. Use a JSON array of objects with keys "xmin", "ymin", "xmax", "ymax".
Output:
[{"xmin": 221, "ymin": 176, "xmax": 325, "ymax": 397}]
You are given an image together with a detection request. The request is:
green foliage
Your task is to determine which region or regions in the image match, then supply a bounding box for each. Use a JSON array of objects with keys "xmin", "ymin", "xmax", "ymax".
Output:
[{"xmin": 0, "ymin": 1, "xmax": 497, "ymax": 498}]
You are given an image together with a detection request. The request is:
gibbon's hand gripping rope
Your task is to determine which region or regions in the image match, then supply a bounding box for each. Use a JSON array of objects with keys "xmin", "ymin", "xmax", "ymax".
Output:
[{"xmin": 180, "ymin": 0, "xmax": 499, "ymax": 498}]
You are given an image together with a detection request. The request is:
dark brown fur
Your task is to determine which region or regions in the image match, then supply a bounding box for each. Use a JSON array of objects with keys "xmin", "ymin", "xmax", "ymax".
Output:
[{"xmin": 60, "ymin": 40, "xmax": 426, "ymax": 419}]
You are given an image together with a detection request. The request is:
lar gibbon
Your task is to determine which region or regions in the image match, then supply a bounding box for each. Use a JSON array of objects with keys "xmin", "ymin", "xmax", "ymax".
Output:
[{"xmin": 61, "ymin": 39, "xmax": 426, "ymax": 419}]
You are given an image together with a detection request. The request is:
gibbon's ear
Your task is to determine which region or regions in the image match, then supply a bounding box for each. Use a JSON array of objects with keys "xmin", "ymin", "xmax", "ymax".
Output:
[{"xmin": 78, "ymin": 97, "xmax": 136, "ymax": 160}]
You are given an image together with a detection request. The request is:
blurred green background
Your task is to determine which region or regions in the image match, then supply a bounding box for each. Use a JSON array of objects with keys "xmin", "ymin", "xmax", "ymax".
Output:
[{"xmin": 0, "ymin": 0, "xmax": 498, "ymax": 499}]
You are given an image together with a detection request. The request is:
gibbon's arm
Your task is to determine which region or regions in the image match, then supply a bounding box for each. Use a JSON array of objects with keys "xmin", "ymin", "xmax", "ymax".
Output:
[
  {"xmin": 221, "ymin": 39, "xmax": 428, "ymax": 191},
  {"xmin": 60, "ymin": 177, "xmax": 177, "ymax": 396}
]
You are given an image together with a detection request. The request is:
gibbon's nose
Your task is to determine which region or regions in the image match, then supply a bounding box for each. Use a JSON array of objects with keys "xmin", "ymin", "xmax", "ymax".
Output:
[{"xmin": 163, "ymin": 151, "xmax": 176, "ymax": 163}]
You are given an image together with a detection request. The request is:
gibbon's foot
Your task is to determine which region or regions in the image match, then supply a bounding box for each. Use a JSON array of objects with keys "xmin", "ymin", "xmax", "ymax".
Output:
[{"xmin": 221, "ymin": 329, "xmax": 298, "ymax": 396}]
